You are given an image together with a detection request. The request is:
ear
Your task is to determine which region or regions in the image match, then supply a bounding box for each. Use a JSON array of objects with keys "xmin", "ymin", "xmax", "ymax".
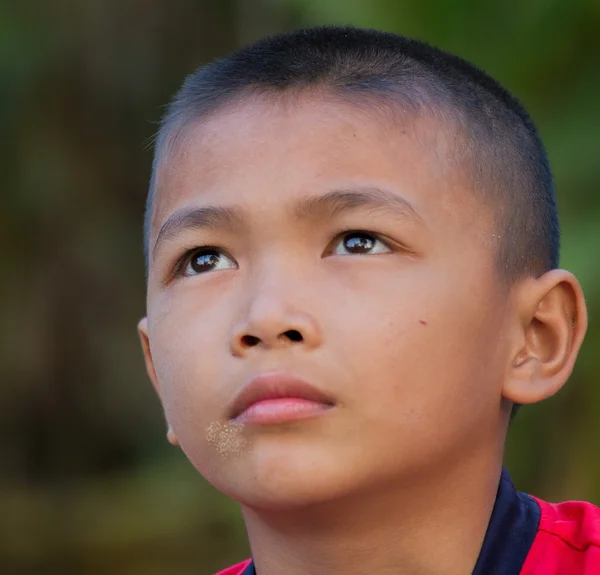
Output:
[
  {"xmin": 503, "ymin": 269, "xmax": 587, "ymax": 405},
  {"xmin": 137, "ymin": 317, "xmax": 179, "ymax": 446},
  {"xmin": 137, "ymin": 317, "xmax": 159, "ymax": 396}
]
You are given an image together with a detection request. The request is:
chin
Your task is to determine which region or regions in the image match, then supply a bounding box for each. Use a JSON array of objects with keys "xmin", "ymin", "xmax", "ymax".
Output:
[
  {"xmin": 234, "ymin": 477, "xmax": 347, "ymax": 511},
  {"xmin": 211, "ymin": 445, "xmax": 355, "ymax": 510}
]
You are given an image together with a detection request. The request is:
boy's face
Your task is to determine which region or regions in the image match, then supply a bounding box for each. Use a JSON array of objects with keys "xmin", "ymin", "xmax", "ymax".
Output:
[{"xmin": 141, "ymin": 94, "xmax": 513, "ymax": 508}]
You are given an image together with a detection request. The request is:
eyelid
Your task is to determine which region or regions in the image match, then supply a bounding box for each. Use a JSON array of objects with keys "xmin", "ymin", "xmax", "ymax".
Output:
[
  {"xmin": 174, "ymin": 245, "xmax": 209, "ymax": 276},
  {"xmin": 188, "ymin": 247, "xmax": 237, "ymax": 276},
  {"xmin": 325, "ymin": 229, "xmax": 404, "ymax": 256},
  {"xmin": 164, "ymin": 244, "xmax": 231, "ymax": 283},
  {"xmin": 333, "ymin": 230, "xmax": 388, "ymax": 254}
]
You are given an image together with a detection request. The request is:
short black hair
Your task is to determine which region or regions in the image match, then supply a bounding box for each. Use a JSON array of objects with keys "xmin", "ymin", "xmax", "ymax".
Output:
[{"xmin": 145, "ymin": 26, "xmax": 559, "ymax": 283}]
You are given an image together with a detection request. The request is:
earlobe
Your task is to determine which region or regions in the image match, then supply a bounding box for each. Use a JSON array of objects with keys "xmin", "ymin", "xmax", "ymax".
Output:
[
  {"xmin": 502, "ymin": 269, "xmax": 587, "ymax": 406},
  {"xmin": 167, "ymin": 426, "xmax": 180, "ymax": 446}
]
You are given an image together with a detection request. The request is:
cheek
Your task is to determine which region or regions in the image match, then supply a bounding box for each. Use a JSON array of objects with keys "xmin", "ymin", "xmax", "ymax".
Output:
[
  {"xmin": 334, "ymin": 265, "xmax": 505, "ymax": 436},
  {"xmin": 148, "ymin": 298, "xmax": 232, "ymax": 440}
]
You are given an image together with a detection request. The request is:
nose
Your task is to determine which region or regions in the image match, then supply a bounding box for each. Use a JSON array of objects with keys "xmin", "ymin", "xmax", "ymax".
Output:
[{"xmin": 230, "ymin": 283, "xmax": 323, "ymax": 356}]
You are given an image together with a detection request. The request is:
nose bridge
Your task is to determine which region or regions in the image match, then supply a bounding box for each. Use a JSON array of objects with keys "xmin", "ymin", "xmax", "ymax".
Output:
[
  {"xmin": 244, "ymin": 255, "xmax": 306, "ymax": 330},
  {"xmin": 231, "ymin": 254, "xmax": 322, "ymax": 352}
]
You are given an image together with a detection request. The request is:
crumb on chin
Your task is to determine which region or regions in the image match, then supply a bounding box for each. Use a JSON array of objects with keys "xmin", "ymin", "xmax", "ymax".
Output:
[{"xmin": 206, "ymin": 421, "xmax": 247, "ymax": 458}]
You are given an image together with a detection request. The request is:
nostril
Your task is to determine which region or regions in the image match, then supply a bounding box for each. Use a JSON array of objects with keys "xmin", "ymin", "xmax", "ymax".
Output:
[
  {"xmin": 284, "ymin": 329, "xmax": 303, "ymax": 342},
  {"xmin": 239, "ymin": 331, "xmax": 303, "ymax": 347},
  {"xmin": 241, "ymin": 335, "xmax": 261, "ymax": 347}
]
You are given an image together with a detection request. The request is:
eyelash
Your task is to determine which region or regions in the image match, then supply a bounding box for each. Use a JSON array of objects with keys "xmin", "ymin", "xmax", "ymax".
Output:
[
  {"xmin": 172, "ymin": 243, "xmax": 218, "ymax": 276},
  {"xmin": 171, "ymin": 230, "xmax": 397, "ymax": 280}
]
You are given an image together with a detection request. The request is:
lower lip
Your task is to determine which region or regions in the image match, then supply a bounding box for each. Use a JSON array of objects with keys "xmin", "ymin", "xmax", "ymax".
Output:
[{"xmin": 232, "ymin": 398, "xmax": 334, "ymax": 425}]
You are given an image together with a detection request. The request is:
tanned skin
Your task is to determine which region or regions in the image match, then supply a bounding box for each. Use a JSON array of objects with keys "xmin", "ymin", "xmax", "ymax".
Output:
[{"xmin": 138, "ymin": 93, "xmax": 587, "ymax": 575}]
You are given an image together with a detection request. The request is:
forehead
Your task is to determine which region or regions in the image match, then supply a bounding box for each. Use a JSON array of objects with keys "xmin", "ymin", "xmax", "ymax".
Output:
[{"xmin": 151, "ymin": 93, "xmax": 485, "ymax": 241}]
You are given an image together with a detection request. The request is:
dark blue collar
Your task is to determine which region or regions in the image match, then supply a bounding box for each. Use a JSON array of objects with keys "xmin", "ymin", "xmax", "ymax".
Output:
[
  {"xmin": 243, "ymin": 468, "xmax": 540, "ymax": 575},
  {"xmin": 471, "ymin": 467, "xmax": 540, "ymax": 574}
]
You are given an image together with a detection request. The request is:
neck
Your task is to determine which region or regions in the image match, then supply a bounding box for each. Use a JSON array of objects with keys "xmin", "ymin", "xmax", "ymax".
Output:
[{"xmin": 241, "ymin": 455, "xmax": 504, "ymax": 575}]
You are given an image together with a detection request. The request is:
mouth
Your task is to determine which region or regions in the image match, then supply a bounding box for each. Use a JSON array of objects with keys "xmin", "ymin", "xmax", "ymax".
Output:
[{"xmin": 228, "ymin": 372, "xmax": 336, "ymax": 425}]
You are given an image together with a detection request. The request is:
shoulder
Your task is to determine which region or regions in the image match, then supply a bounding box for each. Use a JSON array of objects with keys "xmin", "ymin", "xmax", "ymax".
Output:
[
  {"xmin": 213, "ymin": 559, "xmax": 252, "ymax": 575},
  {"xmin": 521, "ymin": 497, "xmax": 600, "ymax": 574}
]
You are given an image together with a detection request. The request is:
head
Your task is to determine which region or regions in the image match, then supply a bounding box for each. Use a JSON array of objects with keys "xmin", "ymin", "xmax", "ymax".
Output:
[{"xmin": 138, "ymin": 27, "xmax": 587, "ymax": 509}]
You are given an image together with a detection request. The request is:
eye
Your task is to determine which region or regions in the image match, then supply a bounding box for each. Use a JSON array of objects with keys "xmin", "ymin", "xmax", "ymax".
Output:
[
  {"xmin": 331, "ymin": 231, "xmax": 392, "ymax": 256},
  {"xmin": 182, "ymin": 248, "xmax": 237, "ymax": 276}
]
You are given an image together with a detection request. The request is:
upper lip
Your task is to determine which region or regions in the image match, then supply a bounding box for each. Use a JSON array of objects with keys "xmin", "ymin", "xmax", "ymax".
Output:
[{"xmin": 228, "ymin": 372, "xmax": 335, "ymax": 420}]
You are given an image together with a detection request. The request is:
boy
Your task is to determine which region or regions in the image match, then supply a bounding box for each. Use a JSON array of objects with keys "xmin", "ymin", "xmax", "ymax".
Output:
[{"xmin": 138, "ymin": 27, "xmax": 599, "ymax": 574}]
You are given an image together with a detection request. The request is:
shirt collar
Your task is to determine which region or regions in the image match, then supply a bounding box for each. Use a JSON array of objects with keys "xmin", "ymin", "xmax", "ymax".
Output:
[{"xmin": 472, "ymin": 467, "xmax": 540, "ymax": 574}]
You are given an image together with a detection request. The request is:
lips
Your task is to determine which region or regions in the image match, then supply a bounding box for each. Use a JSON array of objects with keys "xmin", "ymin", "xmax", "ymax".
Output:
[{"xmin": 228, "ymin": 372, "xmax": 335, "ymax": 424}]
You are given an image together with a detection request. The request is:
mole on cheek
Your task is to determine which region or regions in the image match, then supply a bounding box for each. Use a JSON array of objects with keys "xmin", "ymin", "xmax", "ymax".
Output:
[
  {"xmin": 419, "ymin": 319, "xmax": 428, "ymax": 326},
  {"xmin": 206, "ymin": 422, "xmax": 248, "ymax": 458}
]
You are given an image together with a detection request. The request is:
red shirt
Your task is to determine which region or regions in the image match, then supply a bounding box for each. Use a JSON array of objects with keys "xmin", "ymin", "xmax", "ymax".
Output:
[
  {"xmin": 521, "ymin": 497, "xmax": 600, "ymax": 574},
  {"xmin": 214, "ymin": 469, "xmax": 600, "ymax": 575}
]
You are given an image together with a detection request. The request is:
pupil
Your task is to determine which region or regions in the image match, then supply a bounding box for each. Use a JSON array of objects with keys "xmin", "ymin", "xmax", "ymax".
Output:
[
  {"xmin": 345, "ymin": 234, "xmax": 374, "ymax": 252},
  {"xmin": 191, "ymin": 251, "xmax": 219, "ymax": 273}
]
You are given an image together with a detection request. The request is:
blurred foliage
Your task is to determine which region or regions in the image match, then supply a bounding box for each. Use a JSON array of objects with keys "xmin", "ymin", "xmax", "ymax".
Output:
[{"xmin": 1, "ymin": 0, "xmax": 598, "ymax": 573}]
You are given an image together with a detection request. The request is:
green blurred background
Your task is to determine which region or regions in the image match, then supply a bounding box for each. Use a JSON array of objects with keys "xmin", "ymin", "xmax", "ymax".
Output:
[{"xmin": 2, "ymin": 1, "xmax": 599, "ymax": 573}]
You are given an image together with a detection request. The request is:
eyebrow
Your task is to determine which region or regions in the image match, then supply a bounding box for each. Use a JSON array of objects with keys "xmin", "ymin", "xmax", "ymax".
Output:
[
  {"xmin": 152, "ymin": 205, "xmax": 244, "ymax": 261},
  {"xmin": 293, "ymin": 186, "xmax": 423, "ymax": 224},
  {"xmin": 152, "ymin": 186, "xmax": 423, "ymax": 261}
]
